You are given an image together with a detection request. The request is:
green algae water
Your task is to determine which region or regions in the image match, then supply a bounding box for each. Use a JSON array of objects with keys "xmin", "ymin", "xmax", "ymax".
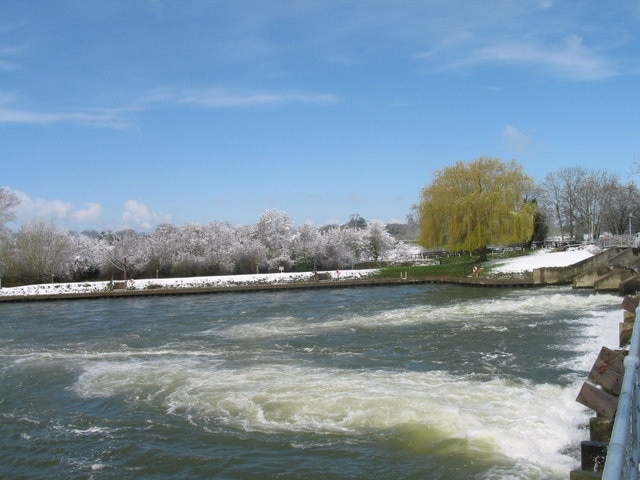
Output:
[{"xmin": 0, "ymin": 284, "xmax": 622, "ymax": 479}]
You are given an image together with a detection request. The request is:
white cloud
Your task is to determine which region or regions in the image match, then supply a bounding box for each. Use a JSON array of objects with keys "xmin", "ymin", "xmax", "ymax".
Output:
[
  {"xmin": 121, "ymin": 199, "xmax": 171, "ymax": 231},
  {"xmin": 0, "ymin": 86, "xmax": 336, "ymax": 128},
  {"xmin": 5, "ymin": 188, "xmax": 172, "ymax": 231},
  {"xmin": 421, "ymin": 34, "xmax": 615, "ymax": 81},
  {"xmin": 7, "ymin": 188, "xmax": 104, "ymax": 227},
  {"xmin": 146, "ymin": 87, "xmax": 338, "ymax": 108},
  {"xmin": 503, "ymin": 125, "xmax": 532, "ymax": 153},
  {"xmin": 12, "ymin": 189, "xmax": 71, "ymax": 220},
  {"xmin": 72, "ymin": 202, "xmax": 103, "ymax": 223},
  {"xmin": 412, "ymin": 2, "xmax": 624, "ymax": 81},
  {"xmin": 0, "ymin": 43, "xmax": 24, "ymax": 71},
  {"xmin": 0, "ymin": 105, "xmax": 138, "ymax": 129},
  {"xmin": 478, "ymin": 35, "xmax": 614, "ymax": 81}
]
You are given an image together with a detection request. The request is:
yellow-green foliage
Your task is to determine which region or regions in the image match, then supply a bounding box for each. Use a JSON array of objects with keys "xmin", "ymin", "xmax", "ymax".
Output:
[{"xmin": 419, "ymin": 157, "xmax": 535, "ymax": 252}]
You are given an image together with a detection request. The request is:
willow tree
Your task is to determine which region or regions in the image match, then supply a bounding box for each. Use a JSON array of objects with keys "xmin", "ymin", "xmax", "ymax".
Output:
[{"xmin": 419, "ymin": 157, "xmax": 536, "ymax": 260}]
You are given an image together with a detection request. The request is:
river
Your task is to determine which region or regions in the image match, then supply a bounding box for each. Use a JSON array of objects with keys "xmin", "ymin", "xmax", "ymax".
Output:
[{"xmin": 0, "ymin": 284, "xmax": 622, "ymax": 479}]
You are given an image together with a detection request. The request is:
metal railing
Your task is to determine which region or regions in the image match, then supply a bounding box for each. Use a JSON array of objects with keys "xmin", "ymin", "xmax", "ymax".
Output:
[{"xmin": 603, "ymin": 312, "xmax": 640, "ymax": 480}]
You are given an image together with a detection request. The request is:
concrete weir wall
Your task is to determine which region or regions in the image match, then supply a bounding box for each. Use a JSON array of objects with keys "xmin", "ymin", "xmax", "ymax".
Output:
[
  {"xmin": 533, "ymin": 247, "xmax": 640, "ymax": 294},
  {"xmin": 533, "ymin": 247, "xmax": 624, "ymax": 286}
]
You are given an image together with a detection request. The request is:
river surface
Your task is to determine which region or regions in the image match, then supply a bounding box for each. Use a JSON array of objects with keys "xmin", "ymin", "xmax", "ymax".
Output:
[{"xmin": 0, "ymin": 284, "xmax": 622, "ymax": 479}]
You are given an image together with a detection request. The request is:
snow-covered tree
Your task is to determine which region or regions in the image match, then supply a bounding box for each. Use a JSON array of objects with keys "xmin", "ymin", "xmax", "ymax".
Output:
[
  {"xmin": 255, "ymin": 209, "xmax": 295, "ymax": 270},
  {"xmin": 290, "ymin": 224, "xmax": 324, "ymax": 270},
  {"xmin": 203, "ymin": 221, "xmax": 237, "ymax": 273},
  {"xmin": 317, "ymin": 227, "xmax": 361, "ymax": 269},
  {"xmin": 147, "ymin": 223, "xmax": 181, "ymax": 277},
  {"xmin": 67, "ymin": 232, "xmax": 106, "ymax": 280},
  {"xmin": 337, "ymin": 227, "xmax": 366, "ymax": 267},
  {"xmin": 364, "ymin": 220, "xmax": 396, "ymax": 262},
  {"xmin": 100, "ymin": 230, "xmax": 149, "ymax": 280},
  {"xmin": 231, "ymin": 226, "xmax": 268, "ymax": 273}
]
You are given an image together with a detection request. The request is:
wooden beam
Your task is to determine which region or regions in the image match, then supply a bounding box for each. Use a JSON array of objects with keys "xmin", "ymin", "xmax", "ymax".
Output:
[
  {"xmin": 576, "ymin": 383, "xmax": 619, "ymax": 419},
  {"xmin": 587, "ymin": 347, "xmax": 625, "ymax": 395}
]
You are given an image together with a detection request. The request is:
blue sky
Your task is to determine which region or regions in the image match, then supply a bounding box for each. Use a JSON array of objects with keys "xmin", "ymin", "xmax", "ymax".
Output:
[{"xmin": 2, "ymin": 1, "xmax": 639, "ymax": 231}]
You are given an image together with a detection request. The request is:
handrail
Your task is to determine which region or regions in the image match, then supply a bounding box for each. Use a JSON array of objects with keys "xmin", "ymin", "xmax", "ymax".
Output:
[{"xmin": 602, "ymin": 311, "xmax": 640, "ymax": 480}]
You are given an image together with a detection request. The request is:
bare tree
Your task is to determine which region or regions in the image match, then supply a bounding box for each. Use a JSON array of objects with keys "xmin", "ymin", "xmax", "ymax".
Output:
[
  {"xmin": 557, "ymin": 166, "xmax": 586, "ymax": 240},
  {"xmin": 539, "ymin": 172, "xmax": 567, "ymax": 240},
  {"xmin": 572, "ymin": 170, "xmax": 618, "ymax": 240},
  {"xmin": 539, "ymin": 167, "xmax": 636, "ymax": 241},
  {"xmin": 600, "ymin": 181, "xmax": 640, "ymax": 235},
  {"xmin": 12, "ymin": 220, "xmax": 71, "ymax": 284}
]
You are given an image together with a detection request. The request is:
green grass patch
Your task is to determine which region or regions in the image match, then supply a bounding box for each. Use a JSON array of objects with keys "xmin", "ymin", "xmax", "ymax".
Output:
[
  {"xmin": 375, "ymin": 254, "xmax": 481, "ymax": 278},
  {"xmin": 373, "ymin": 248, "xmax": 538, "ymax": 280}
]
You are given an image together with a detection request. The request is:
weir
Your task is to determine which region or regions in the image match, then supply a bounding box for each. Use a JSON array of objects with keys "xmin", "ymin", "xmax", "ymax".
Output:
[
  {"xmin": 572, "ymin": 295, "xmax": 640, "ymax": 479},
  {"xmin": 534, "ymin": 247, "xmax": 640, "ymax": 294}
]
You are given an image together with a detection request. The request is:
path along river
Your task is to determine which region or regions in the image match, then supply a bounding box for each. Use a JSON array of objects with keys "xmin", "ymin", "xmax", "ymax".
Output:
[{"xmin": 0, "ymin": 283, "xmax": 622, "ymax": 479}]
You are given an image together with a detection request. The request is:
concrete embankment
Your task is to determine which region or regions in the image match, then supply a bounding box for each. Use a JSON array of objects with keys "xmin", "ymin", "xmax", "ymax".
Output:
[
  {"xmin": 0, "ymin": 275, "xmax": 536, "ymax": 303},
  {"xmin": 534, "ymin": 247, "xmax": 640, "ymax": 294}
]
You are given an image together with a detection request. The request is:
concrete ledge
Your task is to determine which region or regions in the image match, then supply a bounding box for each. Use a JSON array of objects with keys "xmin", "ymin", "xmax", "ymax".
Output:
[{"xmin": 0, "ymin": 275, "xmax": 537, "ymax": 303}]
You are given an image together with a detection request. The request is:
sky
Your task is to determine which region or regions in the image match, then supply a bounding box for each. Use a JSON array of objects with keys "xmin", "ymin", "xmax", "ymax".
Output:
[{"xmin": 2, "ymin": 1, "xmax": 639, "ymax": 232}]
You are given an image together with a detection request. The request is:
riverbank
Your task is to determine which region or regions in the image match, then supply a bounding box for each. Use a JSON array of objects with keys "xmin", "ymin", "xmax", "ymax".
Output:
[
  {"xmin": 0, "ymin": 275, "xmax": 540, "ymax": 302},
  {"xmin": 0, "ymin": 245, "xmax": 598, "ymax": 302}
]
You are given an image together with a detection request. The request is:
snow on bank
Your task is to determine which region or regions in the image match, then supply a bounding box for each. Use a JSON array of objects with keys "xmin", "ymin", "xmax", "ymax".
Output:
[
  {"xmin": 0, "ymin": 269, "xmax": 377, "ymax": 297},
  {"xmin": 486, "ymin": 245, "xmax": 600, "ymax": 275},
  {"xmin": 0, "ymin": 245, "xmax": 601, "ymax": 297}
]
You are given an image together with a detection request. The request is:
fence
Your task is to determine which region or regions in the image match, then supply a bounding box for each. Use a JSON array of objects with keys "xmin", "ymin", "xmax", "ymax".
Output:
[{"xmin": 602, "ymin": 310, "xmax": 640, "ymax": 480}]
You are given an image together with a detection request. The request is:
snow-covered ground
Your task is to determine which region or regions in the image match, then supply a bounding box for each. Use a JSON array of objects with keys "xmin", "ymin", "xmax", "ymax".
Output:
[
  {"xmin": 0, "ymin": 246, "xmax": 599, "ymax": 297},
  {"xmin": 0, "ymin": 269, "xmax": 378, "ymax": 297},
  {"xmin": 485, "ymin": 245, "xmax": 600, "ymax": 275}
]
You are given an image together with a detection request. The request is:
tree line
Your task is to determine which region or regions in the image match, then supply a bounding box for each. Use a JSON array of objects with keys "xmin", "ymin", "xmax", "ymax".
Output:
[
  {"xmin": 2, "ymin": 160, "xmax": 638, "ymax": 287},
  {"xmin": 417, "ymin": 159, "xmax": 640, "ymax": 258},
  {"xmin": 0, "ymin": 206, "xmax": 401, "ymax": 287},
  {"xmin": 538, "ymin": 166, "xmax": 639, "ymax": 241}
]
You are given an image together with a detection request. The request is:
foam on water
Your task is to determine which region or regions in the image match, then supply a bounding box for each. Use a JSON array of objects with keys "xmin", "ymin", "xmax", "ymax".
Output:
[
  {"xmin": 560, "ymin": 308, "xmax": 622, "ymax": 373},
  {"xmin": 6, "ymin": 348, "xmax": 226, "ymax": 365},
  {"xmin": 72, "ymin": 357, "xmax": 588, "ymax": 473},
  {"xmin": 216, "ymin": 290, "xmax": 620, "ymax": 339}
]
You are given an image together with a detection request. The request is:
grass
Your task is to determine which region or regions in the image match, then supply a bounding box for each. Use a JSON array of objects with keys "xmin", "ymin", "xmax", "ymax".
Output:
[
  {"xmin": 374, "ymin": 254, "xmax": 481, "ymax": 279},
  {"xmin": 374, "ymin": 249, "xmax": 535, "ymax": 280}
]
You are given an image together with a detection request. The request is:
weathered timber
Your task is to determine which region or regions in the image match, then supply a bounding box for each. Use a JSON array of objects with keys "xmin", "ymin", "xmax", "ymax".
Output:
[
  {"xmin": 576, "ymin": 383, "xmax": 619, "ymax": 419},
  {"xmin": 586, "ymin": 347, "xmax": 625, "ymax": 395},
  {"xmin": 619, "ymin": 321, "xmax": 634, "ymax": 347},
  {"xmin": 621, "ymin": 295, "xmax": 639, "ymax": 314}
]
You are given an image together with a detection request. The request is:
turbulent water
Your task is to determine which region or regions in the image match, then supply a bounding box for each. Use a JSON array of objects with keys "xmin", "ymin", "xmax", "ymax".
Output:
[{"xmin": 0, "ymin": 284, "xmax": 622, "ymax": 479}]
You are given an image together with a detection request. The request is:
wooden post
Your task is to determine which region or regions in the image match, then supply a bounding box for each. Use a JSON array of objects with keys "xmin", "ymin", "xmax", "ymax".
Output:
[
  {"xmin": 580, "ymin": 441, "xmax": 608, "ymax": 471},
  {"xmin": 589, "ymin": 417, "xmax": 614, "ymax": 442},
  {"xmin": 569, "ymin": 469, "xmax": 603, "ymax": 479}
]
